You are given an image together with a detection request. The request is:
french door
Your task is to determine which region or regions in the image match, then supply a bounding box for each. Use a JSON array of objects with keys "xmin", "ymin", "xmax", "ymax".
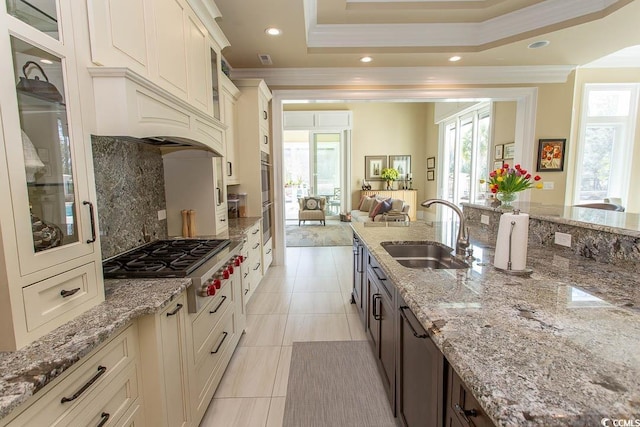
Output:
[{"xmin": 283, "ymin": 131, "xmax": 346, "ymax": 220}]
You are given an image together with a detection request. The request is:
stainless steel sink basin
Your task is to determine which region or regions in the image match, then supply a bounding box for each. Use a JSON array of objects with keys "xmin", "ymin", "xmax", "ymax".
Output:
[{"xmin": 381, "ymin": 241, "xmax": 470, "ymax": 270}]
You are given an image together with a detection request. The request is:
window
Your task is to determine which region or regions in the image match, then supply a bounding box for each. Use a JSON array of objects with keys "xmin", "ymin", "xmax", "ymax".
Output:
[
  {"xmin": 574, "ymin": 84, "xmax": 639, "ymax": 206},
  {"xmin": 440, "ymin": 103, "xmax": 491, "ymax": 209}
]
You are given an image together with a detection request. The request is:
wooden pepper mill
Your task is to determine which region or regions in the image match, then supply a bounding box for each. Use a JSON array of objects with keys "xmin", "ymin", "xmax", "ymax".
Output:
[
  {"xmin": 181, "ymin": 210, "xmax": 189, "ymax": 237},
  {"xmin": 188, "ymin": 209, "xmax": 196, "ymax": 237}
]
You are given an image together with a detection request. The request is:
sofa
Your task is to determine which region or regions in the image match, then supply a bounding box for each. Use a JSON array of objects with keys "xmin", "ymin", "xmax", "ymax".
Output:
[{"xmin": 351, "ymin": 194, "xmax": 411, "ymax": 222}]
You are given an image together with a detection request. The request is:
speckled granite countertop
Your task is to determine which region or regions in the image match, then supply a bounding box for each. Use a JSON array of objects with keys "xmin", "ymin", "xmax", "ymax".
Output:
[
  {"xmin": 227, "ymin": 217, "xmax": 261, "ymax": 238},
  {"xmin": 0, "ymin": 277, "xmax": 190, "ymax": 420},
  {"xmin": 352, "ymin": 222, "xmax": 640, "ymax": 426}
]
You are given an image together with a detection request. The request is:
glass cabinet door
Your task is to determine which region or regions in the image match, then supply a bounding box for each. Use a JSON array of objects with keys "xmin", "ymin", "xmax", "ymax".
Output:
[
  {"xmin": 5, "ymin": 0, "xmax": 59, "ymax": 39},
  {"xmin": 11, "ymin": 36, "xmax": 80, "ymax": 253}
]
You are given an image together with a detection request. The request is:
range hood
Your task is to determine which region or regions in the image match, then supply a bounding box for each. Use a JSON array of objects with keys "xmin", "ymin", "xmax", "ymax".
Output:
[{"xmin": 88, "ymin": 67, "xmax": 226, "ymax": 155}]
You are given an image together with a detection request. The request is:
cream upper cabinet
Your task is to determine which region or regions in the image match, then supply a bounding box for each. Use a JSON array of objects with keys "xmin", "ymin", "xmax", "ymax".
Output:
[
  {"xmin": 87, "ymin": 0, "xmax": 223, "ymax": 118},
  {"xmin": 221, "ymin": 74, "xmax": 240, "ymax": 184},
  {"xmin": 0, "ymin": 0, "xmax": 104, "ymax": 351}
]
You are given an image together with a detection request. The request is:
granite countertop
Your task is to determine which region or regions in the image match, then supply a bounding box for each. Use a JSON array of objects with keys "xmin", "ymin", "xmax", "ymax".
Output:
[
  {"xmin": 227, "ymin": 217, "xmax": 262, "ymax": 238},
  {"xmin": 352, "ymin": 221, "xmax": 640, "ymax": 426},
  {"xmin": 0, "ymin": 277, "xmax": 190, "ymax": 420}
]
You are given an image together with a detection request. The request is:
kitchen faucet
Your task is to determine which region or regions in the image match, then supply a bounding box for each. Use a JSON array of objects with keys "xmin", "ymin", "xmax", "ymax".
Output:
[{"xmin": 421, "ymin": 199, "xmax": 470, "ymax": 257}]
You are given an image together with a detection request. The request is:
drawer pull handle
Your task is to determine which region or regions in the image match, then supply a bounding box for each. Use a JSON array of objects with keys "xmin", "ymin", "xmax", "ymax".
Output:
[
  {"xmin": 221, "ymin": 218, "xmax": 226, "ymax": 222},
  {"xmin": 244, "ymin": 288, "xmax": 249, "ymax": 295},
  {"xmin": 97, "ymin": 412, "xmax": 110, "ymax": 427},
  {"xmin": 253, "ymin": 262, "xmax": 261, "ymax": 271},
  {"xmin": 372, "ymin": 266, "xmax": 387, "ymax": 281},
  {"xmin": 399, "ymin": 306, "xmax": 428, "ymax": 339},
  {"xmin": 243, "ymin": 272, "xmax": 248, "ymax": 279},
  {"xmin": 263, "ymin": 110, "xmax": 268, "ymax": 120},
  {"xmin": 372, "ymin": 294, "xmax": 381, "ymax": 320},
  {"xmin": 210, "ymin": 296, "xmax": 227, "ymax": 314},
  {"xmin": 266, "ymin": 248, "xmax": 272, "ymax": 254},
  {"xmin": 454, "ymin": 403, "xmax": 478, "ymax": 423},
  {"xmin": 252, "ymin": 243, "xmax": 260, "ymax": 250},
  {"xmin": 83, "ymin": 201, "xmax": 97, "ymax": 244},
  {"xmin": 60, "ymin": 365, "xmax": 107, "ymax": 403},
  {"xmin": 211, "ymin": 331, "xmax": 229, "ymax": 354},
  {"xmin": 252, "ymin": 229, "xmax": 259, "ymax": 235},
  {"xmin": 60, "ymin": 287, "xmax": 81, "ymax": 298},
  {"xmin": 166, "ymin": 303, "xmax": 183, "ymax": 317}
]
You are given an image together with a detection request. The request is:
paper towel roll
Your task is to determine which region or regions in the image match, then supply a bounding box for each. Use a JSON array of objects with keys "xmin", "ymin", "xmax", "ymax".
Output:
[{"xmin": 493, "ymin": 211, "xmax": 529, "ymax": 271}]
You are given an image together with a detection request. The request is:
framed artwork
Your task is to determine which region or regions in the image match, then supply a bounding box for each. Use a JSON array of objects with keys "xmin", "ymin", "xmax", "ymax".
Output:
[
  {"xmin": 426, "ymin": 156, "xmax": 436, "ymax": 169},
  {"xmin": 365, "ymin": 155, "xmax": 387, "ymax": 180},
  {"xmin": 494, "ymin": 144, "xmax": 504, "ymax": 160},
  {"xmin": 427, "ymin": 170, "xmax": 435, "ymax": 181},
  {"xmin": 504, "ymin": 143, "xmax": 515, "ymax": 159},
  {"xmin": 536, "ymin": 139, "xmax": 566, "ymax": 172},
  {"xmin": 389, "ymin": 155, "xmax": 411, "ymax": 179},
  {"xmin": 493, "ymin": 160, "xmax": 503, "ymax": 171}
]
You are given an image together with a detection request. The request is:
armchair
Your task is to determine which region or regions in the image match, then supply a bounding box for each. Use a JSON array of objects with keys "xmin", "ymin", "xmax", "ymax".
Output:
[{"xmin": 298, "ymin": 196, "xmax": 326, "ymax": 226}]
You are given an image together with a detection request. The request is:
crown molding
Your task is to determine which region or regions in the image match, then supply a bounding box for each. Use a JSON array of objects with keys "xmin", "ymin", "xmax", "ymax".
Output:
[
  {"xmin": 304, "ymin": 0, "xmax": 622, "ymax": 48},
  {"xmin": 186, "ymin": 0, "xmax": 230, "ymax": 49},
  {"xmin": 229, "ymin": 65, "xmax": 575, "ymax": 86}
]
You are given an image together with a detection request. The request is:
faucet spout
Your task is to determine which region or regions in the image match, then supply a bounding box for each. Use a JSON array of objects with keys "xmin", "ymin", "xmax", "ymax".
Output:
[{"xmin": 421, "ymin": 199, "xmax": 469, "ymax": 256}]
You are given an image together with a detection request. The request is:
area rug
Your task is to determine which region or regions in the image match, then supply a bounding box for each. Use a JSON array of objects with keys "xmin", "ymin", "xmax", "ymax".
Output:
[
  {"xmin": 283, "ymin": 341, "xmax": 398, "ymax": 427},
  {"xmin": 285, "ymin": 221, "xmax": 353, "ymax": 247}
]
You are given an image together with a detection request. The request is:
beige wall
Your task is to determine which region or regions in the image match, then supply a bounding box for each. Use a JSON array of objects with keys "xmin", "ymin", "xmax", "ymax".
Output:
[
  {"xmin": 530, "ymin": 75, "xmax": 576, "ymax": 205},
  {"xmin": 567, "ymin": 67, "xmax": 640, "ymax": 213},
  {"xmin": 492, "ymin": 101, "xmax": 516, "ymax": 153}
]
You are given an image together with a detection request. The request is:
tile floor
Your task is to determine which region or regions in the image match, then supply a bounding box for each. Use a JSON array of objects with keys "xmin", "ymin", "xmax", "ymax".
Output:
[{"xmin": 199, "ymin": 246, "xmax": 367, "ymax": 427}]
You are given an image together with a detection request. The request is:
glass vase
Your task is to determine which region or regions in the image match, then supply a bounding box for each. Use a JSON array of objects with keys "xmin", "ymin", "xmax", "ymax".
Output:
[
  {"xmin": 386, "ymin": 180, "xmax": 393, "ymax": 190},
  {"xmin": 496, "ymin": 192, "xmax": 518, "ymax": 210}
]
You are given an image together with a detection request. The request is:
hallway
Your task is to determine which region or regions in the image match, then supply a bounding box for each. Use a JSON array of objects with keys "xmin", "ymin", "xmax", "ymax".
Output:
[{"xmin": 200, "ymin": 246, "xmax": 366, "ymax": 426}]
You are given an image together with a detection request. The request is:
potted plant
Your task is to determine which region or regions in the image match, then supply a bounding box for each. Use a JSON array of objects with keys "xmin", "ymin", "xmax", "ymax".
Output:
[{"xmin": 381, "ymin": 167, "xmax": 399, "ymax": 190}]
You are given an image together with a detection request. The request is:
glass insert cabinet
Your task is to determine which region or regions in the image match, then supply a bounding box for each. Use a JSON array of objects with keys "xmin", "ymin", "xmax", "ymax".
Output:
[{"xmin": 0, "ymin": 0, "xmax": 103, "ymax": 350}]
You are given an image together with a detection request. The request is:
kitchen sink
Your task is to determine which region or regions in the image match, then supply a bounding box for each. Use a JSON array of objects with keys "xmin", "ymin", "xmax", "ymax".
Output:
[{"xmin": 381, "ymin": 241, "xmax": 470, "ymax": 270}]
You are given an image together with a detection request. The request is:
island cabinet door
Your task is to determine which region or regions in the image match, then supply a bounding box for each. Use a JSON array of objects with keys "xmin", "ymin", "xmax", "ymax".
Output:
[
  {"xmin": 366, "ymin": 262, "xmax": 395, "ymax": 408},
  {"xmin": 397, "ymin": 301, "xmax": 444, "ymax": 427}
]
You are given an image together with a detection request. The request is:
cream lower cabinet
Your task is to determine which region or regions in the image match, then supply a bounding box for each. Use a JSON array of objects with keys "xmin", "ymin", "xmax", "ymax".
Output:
[
  {"xmin": 138, "ymin": 294, "xmax": 191, "ymax": 427},
  {"xmin": 1, "ymin": 324, "xmax": 143, "ymax": 427},
  {"xmin": 244, "ymin": 221, "xmax": 263, "ymax": 303}
]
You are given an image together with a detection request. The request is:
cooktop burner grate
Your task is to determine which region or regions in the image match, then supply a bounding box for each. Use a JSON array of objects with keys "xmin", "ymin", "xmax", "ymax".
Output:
[{"xmin": 103, "ymin": 239, "xmax": 231, "ymax": 278}]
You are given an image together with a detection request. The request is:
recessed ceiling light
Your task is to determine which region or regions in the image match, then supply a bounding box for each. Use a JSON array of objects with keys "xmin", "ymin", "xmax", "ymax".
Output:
[
  {"xmin": 449, "ymin": 56, "xmax": 461, "ymax": 62},
  {"xmin": 40, "ymin": 59, "xmax": 53, "ymax": 64},
  {"xmin": 528, "ymin": 40, "xmax": 550, "ymax": 49},
  {"xmin": 265, "ymin": 27, "xmax": 281, "ymax": 36},
  {"xmin": 360, "ymin": 56, "xmax": 372, "ymax": 63}
]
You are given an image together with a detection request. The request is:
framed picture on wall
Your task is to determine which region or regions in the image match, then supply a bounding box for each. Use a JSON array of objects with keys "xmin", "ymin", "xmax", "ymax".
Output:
[
  {"xmin": 536, "ymin": 139, "xmax": 566, "ymax": 172},
  {"xmin": 389, "ymin": 155, "xmax": 411, "ymax": 179},
  {"xmin": 495, "ymin": 144, "xmax": 504, "ymax": 160},
  {"xmin": 427, "ymin": 170, "xmax": 435, "ymax": 181},
  {"xmin": 365, "ymin": 155, "xmax": 387, "ymax": 180},
  {"xmin": 493, "ymin": 160, "xmax": 503, "ymax": 171},
  {"xmin": 426, "ymin": 156, "xmax": 436, "ymax": 169},
  {"xmin": 504, "ymin": 143, "xmax": 515, "ymax": 159}
]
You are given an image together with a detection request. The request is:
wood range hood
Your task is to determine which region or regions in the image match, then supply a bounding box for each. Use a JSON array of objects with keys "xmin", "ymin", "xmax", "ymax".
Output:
[{"xmin": 88, "ymin": 67, "xmax": 225, "ymax": 155}]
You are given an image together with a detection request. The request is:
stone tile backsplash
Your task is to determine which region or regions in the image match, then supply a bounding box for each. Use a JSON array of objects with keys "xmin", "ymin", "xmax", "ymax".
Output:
[{"xmin": 92, "ymin": 136, "xmax": 168, "ymax": 259}]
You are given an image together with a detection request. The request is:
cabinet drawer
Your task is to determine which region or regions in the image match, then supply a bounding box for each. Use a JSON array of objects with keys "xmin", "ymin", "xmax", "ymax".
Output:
[
  {"xmin": 367, "ymin": 254, "xmax": 393, "ymax": 299},
  {"xmin": 447, "ymin": 365, "xmax": 494, "ymax": 427},
  {"xmin": 114, "ymin": 400, "xmax": 144, "ymax": 427},
  {"xmin": 193, "ymin": 310, "xmax": 236, "ymax": 411},
  {"xmin": 9, "ymin": 324, "xmax": 138, "ymax": 426},
  {"xmin": 22, "ymin": 263, "xmax": 100, "ymax": 332},
  {"xmin": 191, "ymin": 279, "xmax": 234, "ymax": 363},
  {"xmin": 247, "ymin": 225, "xmax": 261, "ymax": 245},
  {"xmin": 72, "ymin": 362, "xmax": 140, "ymax": 427},
  {"xmin": 263, "ymin": 239, "xmax": 273, "ymax": 270}
]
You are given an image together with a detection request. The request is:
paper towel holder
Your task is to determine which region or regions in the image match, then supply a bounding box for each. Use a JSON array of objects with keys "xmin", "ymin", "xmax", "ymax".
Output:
[{"xmin": 494, "ymin": 210, "xmax": 533, "ymax": 276}]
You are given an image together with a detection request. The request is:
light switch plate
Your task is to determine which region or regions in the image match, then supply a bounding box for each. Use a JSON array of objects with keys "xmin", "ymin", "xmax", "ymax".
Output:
[
  {"xmin": 543, "ymin": 181, "xmax": 554, "ymax": 190},
  {"xmin": 554, "ymin": 232, "xmax": 572, "ymax": 247},
  {"xmin": 158, "ymin": 209, "xmax": 167, "ymax": 220},
  {"xmin": 480, "ymin": 214, "xmax": 490, "ymax": 225}
]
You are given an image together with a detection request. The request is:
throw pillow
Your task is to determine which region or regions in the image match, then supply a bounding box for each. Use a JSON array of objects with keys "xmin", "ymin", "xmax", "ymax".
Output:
[
  {"xmin": 360, "ymin": 196, "xmax": 375, "ymax": 212},
  {"xmin": 304, "ymin": 197, "xmax": 321, "ymax": 210},
  {"xmin": 370, "ymin": 198, "xmax": 391, "ymax": 218}
]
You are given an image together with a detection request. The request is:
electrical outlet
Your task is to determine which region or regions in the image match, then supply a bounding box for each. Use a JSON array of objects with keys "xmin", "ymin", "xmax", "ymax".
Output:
[
  {"xmin": 480, "ymin": 214, "xmax": 490, "ymax": 225},
  {"xmin": 543, "ymin": 181, "xmax": 554, "ymax": 190},
  {"xmin": 554, "ymin": 232, "xmax": 572, "ymax": 247},
  {"xmin": 158, "ymin": 209, "xmax": 167, "ymax": 220}
]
